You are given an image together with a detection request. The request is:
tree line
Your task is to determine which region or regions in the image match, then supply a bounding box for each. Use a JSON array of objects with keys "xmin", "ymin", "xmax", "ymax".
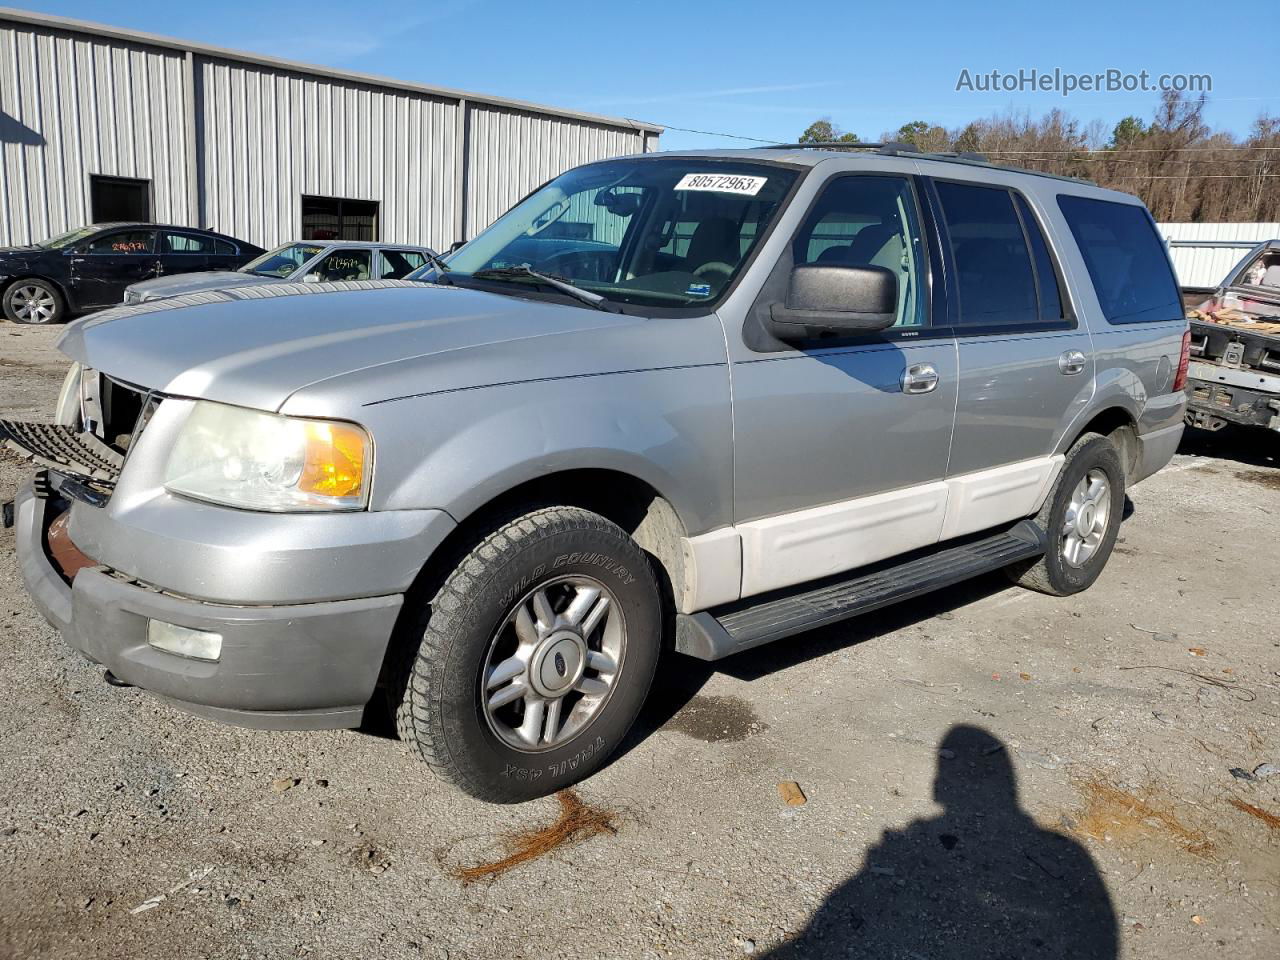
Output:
[{"xmin": 798, "ymin": 92, "xmax": 1279, "ymax": 223}]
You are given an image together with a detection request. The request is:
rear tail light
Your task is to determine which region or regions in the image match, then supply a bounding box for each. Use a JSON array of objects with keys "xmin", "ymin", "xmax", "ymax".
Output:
[{"xmin": 1173, "ymin": 328, "xmax": 1192, "ymax": 392}]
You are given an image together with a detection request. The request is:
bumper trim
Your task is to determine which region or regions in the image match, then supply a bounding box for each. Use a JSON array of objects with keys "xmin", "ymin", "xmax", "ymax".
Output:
[
  {"xmin": 1134, "ymin": 422, "xmax": 1184, "ymax": 483},
  {"xmin": 158, "ymin": 698, "xmax": 368, "ymax": 731}
]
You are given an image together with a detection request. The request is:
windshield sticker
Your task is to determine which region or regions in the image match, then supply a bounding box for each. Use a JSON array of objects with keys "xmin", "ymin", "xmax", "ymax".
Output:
[
  {"xmin": 674, "ymin": 173, "xmax": 768, "ymax": 196},
  {"xmin": 685, "ymin": 282, "xmax": 712, "ymax": 297}
]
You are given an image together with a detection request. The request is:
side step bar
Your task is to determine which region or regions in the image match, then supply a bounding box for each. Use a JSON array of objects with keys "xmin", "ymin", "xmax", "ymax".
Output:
[{"xmin": 675, "ymin": 520, "xmax": 1046, "ymax": 661}]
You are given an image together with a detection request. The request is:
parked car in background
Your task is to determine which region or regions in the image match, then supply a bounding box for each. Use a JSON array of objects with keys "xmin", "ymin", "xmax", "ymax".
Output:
[
  {"xmin": 1184, "ymin": 239, "xmax": 1280, "ymax": 434},
  {"xmin": 3, "ymin": 146, "xmax": 1187, "ymax": 804},
  {"xmin": 1, "ymin": 223, "xmax": 263, "ymax": 324},
  {"xmin": 124, "ymin": 241, "xmax": 437, "ymax": 304}
]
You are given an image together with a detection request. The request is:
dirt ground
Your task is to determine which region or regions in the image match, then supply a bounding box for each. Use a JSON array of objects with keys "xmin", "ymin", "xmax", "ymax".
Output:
[{"xmin": 0, "ymin": 324, "xmax": 1277, "ymax": 960}]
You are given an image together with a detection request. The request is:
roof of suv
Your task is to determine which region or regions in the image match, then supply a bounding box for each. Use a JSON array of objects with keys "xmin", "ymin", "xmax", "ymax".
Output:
[{"xmin": 634, "ymin": 145, "xmax": 1142, "ymax": 203}]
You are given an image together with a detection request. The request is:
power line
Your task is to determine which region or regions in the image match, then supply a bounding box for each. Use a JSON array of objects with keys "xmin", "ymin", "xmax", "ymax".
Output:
[{"xmin": 624, "ymin": 119, "xmax": 776, "ymax": 144}]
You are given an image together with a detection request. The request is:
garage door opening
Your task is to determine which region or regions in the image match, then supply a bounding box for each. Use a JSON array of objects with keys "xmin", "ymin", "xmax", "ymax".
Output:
[
  {"xmin": 301, "ymin": 196, "xmax": 379, "ymax": 241},
  {"xmin": 90, "ymin": 175, "xmax": 151, "ymax": 223}
]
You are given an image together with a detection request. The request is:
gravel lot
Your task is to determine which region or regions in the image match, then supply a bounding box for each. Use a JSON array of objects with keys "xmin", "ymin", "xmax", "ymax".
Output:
[{"xmin": 1, "ymin": 324, "xmax": 1277, "ymax": 960}]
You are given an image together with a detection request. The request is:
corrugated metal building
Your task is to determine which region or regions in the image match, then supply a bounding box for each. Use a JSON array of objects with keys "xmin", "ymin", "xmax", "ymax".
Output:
[
  {"xmin": 0, "ymin": 8, "xmax": 660, "ymax": 251},
  {"xmin": 1157, "ymin": 222, "xmax": 1280, "ymax": 290}
]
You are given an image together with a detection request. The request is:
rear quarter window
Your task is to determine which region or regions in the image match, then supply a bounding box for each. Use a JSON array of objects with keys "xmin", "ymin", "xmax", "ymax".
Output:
[{"xmin": 1056, "ymin": 195, "xmax": 1181, "ymax": 325}]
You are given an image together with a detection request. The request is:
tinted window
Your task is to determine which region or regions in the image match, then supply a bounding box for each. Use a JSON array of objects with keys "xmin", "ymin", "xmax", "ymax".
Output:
[
  {"xmin": 163, "ymin": 232, "xmax": 214, "ymax": 254},
  {"xmin": 1057, "ymin": 195, "xmax": 1181, "ymax": 324},
  {"xmin": 87, "ymin": 230, "xmax": 154, "ymax": 255},
  {"xmin": 213, "ymin": 239, "xmax": 237, "ymax": 256},
  {"xmin": 380, "ymin": 249, "xmax": 427, "ymax": 279},
  {"xmin": 934, "ymin": 181, "xmax": 1036, "ymax": 327},
  {"xmin": 308, "ymin": 249, "xmax": 372, "ymax": 282},
  {"xmin": 1013, "ymin": 194, "xmax": 1065, "ymax": 322},
  {"xmin": 792, "ymin": 176, "xmax": 927, "ymax": 327}
]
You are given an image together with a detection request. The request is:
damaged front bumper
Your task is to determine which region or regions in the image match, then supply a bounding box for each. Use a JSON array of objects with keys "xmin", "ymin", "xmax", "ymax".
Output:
[{"xmin": 12, "ymin": 478, "xmax": 406, "ymax": 730}]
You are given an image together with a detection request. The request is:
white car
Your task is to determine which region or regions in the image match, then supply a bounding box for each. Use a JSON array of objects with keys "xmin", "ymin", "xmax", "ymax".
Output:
[{"xmin": 123, "ymin": 240, "xmax": 437, "ymax": 303}]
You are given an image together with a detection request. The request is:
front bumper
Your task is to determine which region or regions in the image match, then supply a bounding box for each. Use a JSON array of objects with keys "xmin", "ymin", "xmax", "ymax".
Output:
[{"xmin": 15, "ymin": 481, "xmax": 409, "ymax": 730}]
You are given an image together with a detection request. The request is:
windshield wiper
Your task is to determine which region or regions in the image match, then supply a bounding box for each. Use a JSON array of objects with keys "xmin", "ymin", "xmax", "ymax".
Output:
[{"xmin": 471, "ymin": 265, "xmax": 618, "ymax": 312}]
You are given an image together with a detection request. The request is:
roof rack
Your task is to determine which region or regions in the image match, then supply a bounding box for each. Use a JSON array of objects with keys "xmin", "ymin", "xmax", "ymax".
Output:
[{"xmin": 762, "ymin": 141, "xmax": 1092, "ymax": 185}]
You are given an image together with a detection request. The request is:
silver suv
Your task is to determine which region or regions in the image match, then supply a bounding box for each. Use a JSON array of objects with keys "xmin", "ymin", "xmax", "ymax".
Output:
[{"xmin": 3, "ymin": 145, "xmax": 1189, "ymax": 802}]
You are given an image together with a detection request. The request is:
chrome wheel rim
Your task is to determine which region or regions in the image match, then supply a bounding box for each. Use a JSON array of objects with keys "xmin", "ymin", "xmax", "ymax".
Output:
[
  {"xmin": 481, "ymin": 575, "xmax": 625, "ymax": 753},
  {"xmin": 1061, "ymin": 468, "xmax": 1111, "ymax": 568},
  {"xmin": 10, "ymin": 284, "xmax": 56, "ymax": 323}
]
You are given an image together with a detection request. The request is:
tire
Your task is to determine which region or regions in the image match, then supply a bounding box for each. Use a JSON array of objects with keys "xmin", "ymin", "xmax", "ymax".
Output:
[
  {"xmin": 394, "ymin": 506, "xmax": 662, "ymax": 803},
  {"xmin": 3, "ymin": 278, "xmax": 64, "ymax": 325},
  {"xmin": 1006, "ymin": 433, "xmax": 1126, "ymax": 596}
]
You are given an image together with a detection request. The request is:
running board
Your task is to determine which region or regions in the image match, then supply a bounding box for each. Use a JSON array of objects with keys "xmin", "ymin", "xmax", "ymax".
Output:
[{"xmin": 675, "ymin": 520, "xmax": 1046, "ymax": 661}]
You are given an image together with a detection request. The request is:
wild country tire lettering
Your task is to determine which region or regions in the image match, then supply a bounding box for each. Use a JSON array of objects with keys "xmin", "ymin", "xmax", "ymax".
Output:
[{"xmin": 501, "ymin": 736, "xmax": 607, "ymax": 780}]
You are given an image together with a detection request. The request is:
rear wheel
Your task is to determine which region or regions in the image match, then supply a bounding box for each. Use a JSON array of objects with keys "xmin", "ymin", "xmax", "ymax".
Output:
[
  {"xmin": 3, "ymin": 279, "xmax": 64, "ymax": 325},
  {"xmin": 394, "ymin": 506, "xmax": 661, "ymax": 803},
  {"xmin": 1007, "ymin": 433, "xmax": 1126, "ymax": 596}
]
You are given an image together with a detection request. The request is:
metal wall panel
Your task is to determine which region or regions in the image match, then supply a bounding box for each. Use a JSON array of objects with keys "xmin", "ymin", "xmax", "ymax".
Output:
[
  {"xmin": 1158, "ymin": 222, "xmax": 1280, "ymax": 289},
  {"xmin": 465, "ymin": 105, "xmax": 648, "ymax": 238},
  {"xmin": 1, "ymin": 13, "xmax": 659, "ymax": 255},
  {"xmin": 197, "ymin": 57, "xmax": 460, "ymax": 250},
  {"xmin": 0, "ymin": 23, "xmax": 191, "ymax": 245}
]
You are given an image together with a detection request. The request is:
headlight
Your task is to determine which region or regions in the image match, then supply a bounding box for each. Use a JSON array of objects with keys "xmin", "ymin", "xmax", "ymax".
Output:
[{"xmin": 164, "ymin": 401, "xmax": 371, "ymax": 512}]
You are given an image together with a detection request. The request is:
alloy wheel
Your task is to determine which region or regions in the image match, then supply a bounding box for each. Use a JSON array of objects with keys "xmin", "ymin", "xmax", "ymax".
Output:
[
  {"xmin": 10, "ymin": 284, "xmax": 57, "ymax": 323},
  {"xmin": 1061, "ymin": 468, "xmax": 1111, "ymax": 568},
  {"xmin": 480, "ymin": 575, "xmax": 625, "ymax": 752}
]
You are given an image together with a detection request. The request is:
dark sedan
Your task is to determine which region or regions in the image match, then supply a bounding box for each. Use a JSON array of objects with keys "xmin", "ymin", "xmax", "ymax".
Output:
[{"xmin": 1, "ymin": 223, "xmax": 264, "ymax": 324}]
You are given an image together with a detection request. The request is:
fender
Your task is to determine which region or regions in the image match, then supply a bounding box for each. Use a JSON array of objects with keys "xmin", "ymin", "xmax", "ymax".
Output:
[{"xmin": 360, "ymin": 366, "xmax": 734, "ymax": 537}]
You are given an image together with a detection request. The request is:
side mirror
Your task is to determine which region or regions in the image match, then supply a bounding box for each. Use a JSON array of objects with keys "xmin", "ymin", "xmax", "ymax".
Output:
[
  {"xmin": 448, "ymin": 240, "xmax": 467, "ymax": 254},
  {"xmin": 769, "ymin": 263, "xmax": 898, "ymax": 340}
]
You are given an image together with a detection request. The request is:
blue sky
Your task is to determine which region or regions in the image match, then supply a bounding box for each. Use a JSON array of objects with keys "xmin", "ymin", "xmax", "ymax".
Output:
[{"xmin": 10, "ymin": 0, "xmax": 1277, "ymax": 150}]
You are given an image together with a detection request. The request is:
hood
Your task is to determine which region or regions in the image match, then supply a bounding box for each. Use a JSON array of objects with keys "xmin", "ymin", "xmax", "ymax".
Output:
[
  {"xmin": 130, "ymin": 271, "xmax": 279, "ymax": 299},
  {"xmin": 58, "ymin": 279, "xmax": 638, "ymax": 412},
  {"xmin": 0, "ymin": 245, "xmax": 40, "ymax": 261}
]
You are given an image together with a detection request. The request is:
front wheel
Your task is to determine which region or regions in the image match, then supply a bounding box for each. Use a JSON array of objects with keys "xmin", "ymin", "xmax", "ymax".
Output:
[
  {"xmin": 1006, "ymin": 433, "xmax": 1126, "ymax": 596},
  {"xmin": 3, "ymin": 279, "xmax": 64, "ymax": 324},
  {"xmin": 394, "ymin": 506, "xmax": 662, "ymax": 803}
]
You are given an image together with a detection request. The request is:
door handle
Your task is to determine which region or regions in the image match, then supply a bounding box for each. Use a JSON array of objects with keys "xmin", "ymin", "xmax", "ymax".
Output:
[
  {"xmin": 901, "ymin": 362, "xmax": 940, "ymax": 394},
  {"xmin": 1058, "ymin": 350, "xmax": 1087, "ymax": 375}
]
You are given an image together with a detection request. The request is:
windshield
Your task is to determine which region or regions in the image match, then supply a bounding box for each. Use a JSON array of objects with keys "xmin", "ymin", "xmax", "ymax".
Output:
[
  {"xmin": 442, "ymin": 158, "xmax": 798, "ymax": 309},
  {"xmin": 240, "ymin": 243, "xmax": 324, "ymax": 278},
  {"xmin": 39, "ymin": 225, "xmax": 103, "ymax": 250}
]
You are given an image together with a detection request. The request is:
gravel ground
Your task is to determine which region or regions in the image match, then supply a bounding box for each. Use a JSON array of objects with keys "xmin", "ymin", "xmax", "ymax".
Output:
[{"xmin": 1, "ymin": 324, "xmax": 1277, "ymax": 960}]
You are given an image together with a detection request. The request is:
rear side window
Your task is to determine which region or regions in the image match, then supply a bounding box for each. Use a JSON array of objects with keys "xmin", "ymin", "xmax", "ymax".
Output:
[
  {"xmin": 163, "ymin": 232, "xmax": 213, "ymax": 254},
  {"xmin": 1056, "ymin": 195, "xmax": 1181, "ymax": 324},
  {"xmin": 213, "ymin": 239, "xmax": 237, "ymax": 256},
  {"xmin": 934, "ymin": 181, "xmax": 1037, "ymax": 327},
  {"xmin": 380, "ymin": 249, "xmax": 427, "ymax": 279}
]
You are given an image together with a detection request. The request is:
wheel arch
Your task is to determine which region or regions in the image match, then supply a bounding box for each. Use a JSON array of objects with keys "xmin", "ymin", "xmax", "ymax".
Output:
[
  {"xmin": 397, "ymin": 466, "xmax": 690, "ymax": 631},
  {"xmin": 372, "ymin": 467, "xmax": 690, "ymax": 721},
  {"xmin": 1058, "ymin": 405, "xmax": 1141, "ymax": 481}
]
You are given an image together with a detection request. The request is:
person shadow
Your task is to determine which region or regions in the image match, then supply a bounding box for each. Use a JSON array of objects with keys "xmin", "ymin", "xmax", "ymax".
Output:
[{"xmin": 761, "ymin": 725, "xmax": 1117, "ymax": 960}]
